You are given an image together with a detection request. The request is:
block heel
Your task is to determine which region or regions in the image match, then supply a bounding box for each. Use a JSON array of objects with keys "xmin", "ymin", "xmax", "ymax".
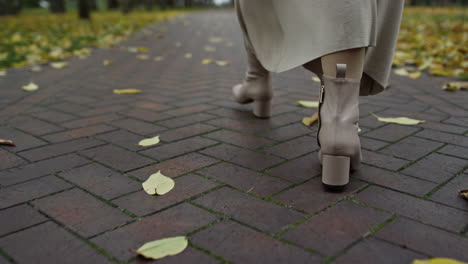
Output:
[
  {"xmin": 253, "ymin": 100, "xmax": 271, "ymax": 118},
  {"xmin": 321, "ymin": 154, "xmax": 350, "ymax": 192}
]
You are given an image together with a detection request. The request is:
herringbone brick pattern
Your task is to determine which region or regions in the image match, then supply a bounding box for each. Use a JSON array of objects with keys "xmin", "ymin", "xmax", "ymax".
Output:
[{"xmin": 0, "ymin": 10, "xmax": 467, "ymax": 264}]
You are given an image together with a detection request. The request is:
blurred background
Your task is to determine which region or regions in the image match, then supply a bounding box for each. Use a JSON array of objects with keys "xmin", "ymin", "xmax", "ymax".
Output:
[{"xmin": 0, "ymin": 0, "xmax": 466, "ymax": 80}]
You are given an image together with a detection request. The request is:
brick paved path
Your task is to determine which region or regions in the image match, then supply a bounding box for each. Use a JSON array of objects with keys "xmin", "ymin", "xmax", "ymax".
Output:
[{"xmin": 0, "ymin": 10, "xmax": 467, "ymax": 264}]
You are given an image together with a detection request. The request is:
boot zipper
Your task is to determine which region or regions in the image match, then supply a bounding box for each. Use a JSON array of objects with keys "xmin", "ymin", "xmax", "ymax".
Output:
[{"xmin": 316, "ymin": 84, "xmax": 325, "ymax": 148}]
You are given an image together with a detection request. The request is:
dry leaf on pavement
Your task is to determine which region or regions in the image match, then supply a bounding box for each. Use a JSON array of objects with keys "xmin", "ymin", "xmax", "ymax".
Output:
[
  {"xmin": 132, "ymin": 236, "xmax": 188, "ymax": 260},
  {"xmin": 138, "ymin": 135, "xmax": 160, "ymax": 147},
  {"xmin": 0, "ymin": 139, "xmax": 15, "ymax": 147},
  {"xmin": 370, "ymin": 112, "xmax": 425, "ymax": 125},
  {"xmin": 297, "ymin": 100, "xmax": 319, "ymax": 108},
  {"xmin": 113, "ymin": 89, "xmax": 141, "ymax": 94},
  {"xmin": 22, "ymin": 82, "xmax": 39, "ymax": 92},
  {"xmin": 142, "ymin": 170, "xmax": 175, "ymax": 195}
]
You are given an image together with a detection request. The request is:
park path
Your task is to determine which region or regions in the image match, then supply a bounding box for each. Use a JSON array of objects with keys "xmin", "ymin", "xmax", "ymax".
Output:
[{"xmin": 0, "ymin": 9, "xmax": 467, "ymax": 264}]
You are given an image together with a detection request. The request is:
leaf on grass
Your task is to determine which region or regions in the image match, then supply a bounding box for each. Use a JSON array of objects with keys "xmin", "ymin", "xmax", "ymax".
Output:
[
  {"xmin": 50, "ymin": 61, "xmax": 68, "ymax": 69},
  {"xmin": 442, "ymin": 82, "xmax": 468, "ymax": 92},
  {"xmin": 311, "ymin": 76, "xmax": 321, "ymax": 83},
  {"xmin": 142, "ymin": 170, "xmax": 174, "ymax": 195},
  {"xmin": 184, "ymin": 53, "xmax": 192, "ymax": 59},
  {"xmin": 459, "ymin": 190, "xmax": 468, "ymax": 200},
  {"xmin": 215, "ymin": 60, "xmax": 230, "ymax": 66},
  {"xmin": 370, "ymin": 112, "xmax": 425, "ymax": 125},
  {"xmin": 302, "ymin": 112, "xmax": 318, "ymax": 126},
  {"xmin": 0, "ymin": 139, "xmax": 15, "ymax": 147},
  {"xmin": 0, "ymin": 70, "xmax": 6, "ymax": 76},
  {"xmin": 202, "ymin": 59, "xmax": 213, "ymax": 65},
  {"xmin": 136, "ymin": 54, "xmax": 150, "ymax": 60},
  {"xmin": 412, "ymin": 258, "xmax": 467, "ymax": 264},
  {"xmin": 297, "ymin": 100, "xmax": 319, "ymax": 108},
  {"xmin": 154, "ymin": 56, "xmax": 164, "ymax": 61},
  {"xmin": 22, "ymin": 82, "xmax": 39, "ymax": 92},
  {"xmin": 103, "ymin": 60, "xmax": 113, "ymax": 66},
  {"xmin": 132, "ymin": 236, "xmax": 188, "ymax": 260},
  {"xmin": 113, "ymin": 89, "xmax": 141, "ymax": 94},
  {"xmin": 138, "ymin": 135, "xmax": 160, "ymax": 147}
]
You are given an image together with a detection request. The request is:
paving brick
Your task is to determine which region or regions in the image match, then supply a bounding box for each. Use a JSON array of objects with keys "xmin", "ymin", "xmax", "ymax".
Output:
[
  {"xmin": 194, "ymin": 187, "xmax": 304, "ymax": 233},
  {"xmin": 78, "ymin": 104, "xmax": 127, "ymax": 117},
  {"xmin": 191, "ymin": 220, "xmax": 322, "ymax": 264},
  {"xmin": 375, "ymin": 217, "xmax": 468, "ymax": 262},
  {"xmin": 0, "ymin": 149, "xmax": 27, "ymax": 170},
  {"xmin": 203, "ymin": 129, "xmax": 274, "ymax": 149},
  {"xmin": 0, "ymin": 126, "xmax": 46, "ymax": 152},
  {"xmin": 418, "ymin": 120, "xmax": 467, "ymax": 134},
  {"xmin": 31, "ymin": 110, "xmax": 76, "ymax": 123},
  {"xmin": 0, "ymin": 204, "xmax": 47, "ymax": 236},
  {"xmin": 334, "ymin": 237, "xmax": 426, "ymax": 264},
  {"xmin": 132, "ymin": 101, "xmax": 172, "ymax": 111},
  {"xmin": 437, "ymin": 144, "xmax": 468, "ymax": 159},
  {"xmin": 61, "ymin": 113, "xmax": 121, "ymax": 129},
  {"xmin": 197, "ymin": 162, "xmax": 291, "ymax": 197},
  {"xmin": 363, "ymin": 124, "xmax": 420, "ymax": 142},
  {"xmin": 162, "ymin": 104, "xmax": 217, "ymax": 117},
  {"xmin": 157, "ymin": 112, "xmax": 217, "ymax": 128},
  {"xmin": 132, "ymin": 247, "xmax": 219, "ymax": 264},
  {"xmin": 141, "ymin": 136, "xmax": 218, "ymax": 161},
  {"xmin": 159, "ymin": 123, "xmax": 218, "ymax": 142},
  {"xmin": 207, "ymin": 117, "xmax": 269, "ymax": 134},
  {"xmin": 355, "ymin": 185, "xmax": 468, "ymax": 232},
  {"xmin": 80, "ymin": 144, "xmax": 154, "ymax": 172},
  {"xmin": 0, "ymin": 153, "xmax": 89, "ymax": 187},
  {"xmin": 273, "ymin": 178, "xmax": 366, "ymax": 213},
  {"xmin": 96, "ymin": 129, "xmax": 147, "ymax": 151},
  {"xmin": 113, "ymin": 174, "xmax": 219, "ymax": 216},
  {"xmin": 91, "ymin": 203, "xmax": 218, "ymax": 261},
  {"xmin": 361, "ymin": 149, "xmax": 409, "ymax": 171},
  {"xmin": 259, "ymin": 123, "xmax": 312, "ymax": 141},
  {"xmin": 0, "ymin": 222, "xmax": 112, "ymax": 263},
  {"xmin": 32, "ymin": 189, "xmax": 131, "ymax": 237},
  {"xmin": 50, "ymin": 101, "xmax": 88, "ymax": 114},
  {"xmin": 265, "ymin": 136, "xmax": 318, "ymax": 160},
  {"xmin": 429, "ymin": 173, "xmax": 468, "ymax": 212},
  {"xmin": 401, "ymin": 152, "xmax": 467, "ymax": 183},
  {"xmin": 42, "ymin": 124, "xmax": 116, "ymax": 143},
  {"xmin": 353, "ymin": 165, "xmax": 437, "ymax": 196},
  {"xmin": 379, "ymin": 136, "xmax": 444, "ymax": 161},
  {"xmin": 282, "ymin": 200, "xmax": 391, "ymax": 256},
  {"xmin": 0, "ymin": 175, "xmax": 71, "ymax": 209},
  {"xmin": 360, "ymin": 136, "xmax": 389, "ymax": 151},
  {"xmin": 266, "ymin": 153, "xmax": 322, "ymax": 183},
  {"xmin": 124, "ymin": 108, "xmax": 173, "ymax": 122},
  {"xmin": 18, "ymin": 138, "xmax": 104, "ymax": 162},
  {"xmin": 59, "ymin": 163, "xmax": 141, "ymax": 200},
  {"xmin": 129, "ymin": 152, "xmax": 218, "ymax": 180},
  {"xmin": 200, "ymin": 144, "xmax": 284, "ymax": 171},
  {"xmin": 415, "ymin": 129, "xmax": 468, "ymax": 148},
  {"xmin": 110, "ymin": 118, "xmax": 167, "ymax": 136},
  {"xmin": 9, "ymin": 116, "xmax": 63, "ymax": 135}
]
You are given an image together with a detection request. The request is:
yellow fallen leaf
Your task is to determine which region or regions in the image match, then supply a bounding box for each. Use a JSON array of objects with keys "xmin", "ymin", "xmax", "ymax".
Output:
[
  {"xmin": 412, "ymin": 258, "xmax": 467, "ymax": 264},
  {"xmin": 0, "ymin": 70, "xmax": 6, "ymax": 76},
  {"xmin": 113, "ymin": 89, "xmax": 141, "ymax": 94},
  {"xmin": 103, "ymin": 60, "xmax": 113, "ymax": 66},
  {"xmin": 128, "ymin": 47, "xmax": 138, "ymax": 53},
  {"xmin": 358, "ymin": 127, "xmax": 362, "ymax": 133},
  {"xmin": 408, "ymin": 71, "xmax": 421, "ymax": 79},
  {"xmin": 216, "ymin": 60, "xmax": 230, "ymax": 66},
  {"xmin": 30, "ymin": 65, "xmax": 42, "ymax": 72},
  {"xmin": 204, "ymin": 45, "xmax": 216, "ymax": 52},
  {"xmin": 459, "ymin": 190, "xmax": 468, "ymax": 200},
  {"xmin": 297, "ymin": 100, "xmax": 319, "ymax": 108},
  {"xmin": 50, "ymin": 61, "xmax": 68, "ymax": 69},
  {"xmin": 175, "ymin": 41, "xmax": 182, "ymax": 47},
  {"xmin": 311, "ymin": 76, "xmax": 321, "ymax": 83},
  {"xmin": 302, "ymin": 112, "xmax": 319, "ymax": 126},
  {"xmin": 136, "ymin": 54, "xmax": 150, "ymax": 60},
  {"xmin": 154, "ymin": 56, "xmax": 164, "ymax": 61},
  {"xmin": 208, "ymin": 37, "xmax": 223, "ymax": 43},
  {"xmin": 184, "ymin": 53, "xmax": 192, "ymax": 59},
  {"xmin": 0, "ymin": 139, "xmax": 15, "ymax": 147},
  {"xmin": 132, "ymin": 236, "xmax": 188, "ymax": 260},
  {"xmin": 394, "ymin": 68, "xmax": 409, "ymax": 76},
  {"xmin": 442, "ymin": 82, "xmax": 468, "ymax": 92},
  {"xmin": 370, "ymin": 112, "xmax": 425, "ymax": 125},
  {"xmin": 142, "ymin": 170, "xmax": 174, "ymax": 195},
  {"xmin": 138, "ymin": 46, "xmax": 149, "ymax": 53},
  {"xmin": 202, "ymin": 59, "xmax": 213, "ymax": 65},
  {"xmin": 138, "ymin": 135, "xmax": 160, "ymax": 147},
  {"xmin": 22, "ymin": 82, "xmax": 39, "ymax": 92}
]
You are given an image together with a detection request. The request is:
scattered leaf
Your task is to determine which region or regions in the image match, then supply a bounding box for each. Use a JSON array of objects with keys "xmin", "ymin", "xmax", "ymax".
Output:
[
  {"xmin": 174, "ymin": 41, "xmax": 182, "ymax": 47},
  {"xmin": 138, "ymin": 135, "xmax": 160, "ymax": 147},
  {"xmin": 297, "ymin": 100, "xmax": 319, "ymax": 108},
  {"xmin": 394, "ymin": 68, "xmax": 410, "ymax": 76},
  {"xmin": 208, "ymin": 37, "xmax": 223, "ymax": 43},
  {"xmin": 0, "ymin": 69, "xmax": 6, "ymax": 76},
  {"xmin": 138, "ymin": 46, "xmax": 149, "ymax": 52},
  {"xmin": 412, "ymin": 258, "xmax": 467, "ymax": 264},
  {"xmin": 0, "ymin": 139, "xmax": 15, "ymax": 147},
  {"xmin": 154, "ymin": 56, "xmax": 164, "ymax": 61},
  {"xmin": 358, "ymin": 127, "xmax": 362, "ymax": 133},
  {"xmin": 50, "ymin": 61, "xmax": 68, "ymax": 69},
  {"xmin": 30, "ymin": 65, "xmax": 42, "ymax": 72},
  {"xmin": 311, "ymin": 76, "xmax": 321, "ymax": 83},
  {"xmin": 142, "ymin": 170, "xmax": 175, "ymax": 195},
  {"xmin": 459, "ymin": 190, "xmax": 468, "ymax": 200},
  {"xmin": 408, "ymin": 71, "xmax": 421, "ymax": 79},
  {"xmin": 136, "ymin": 54, "xmax": 150, "ymax": 60},
  {"xmin": 22, "ymin": 82, "xmax": 39, "ymax": 92},
  {"xmin": 103, "ymin": 60, "xmax": 113, "ymax": 66},
  {"xmin": 204, "ymin": 45, "xmax": 216, "ymax": 52},
  {"xmin": 442, "ymin": 82, "xmax": 468, "ymax": 92},
  {"xmin": 201, "ymin": 59, "xmax": 213, "ymax": 65},
  {"xmin": 302, "ymin": 112, "xmax": 318, "ymax": 126},
  {"xmin": 215, "ymin": 60, "xmax": 230, "ymax": 66},
  {"xmin": 132, "ymin": 236, "xmax": 188, "ymax": 260},
  {"xmin": 184, "ymin": 53, "xmax": 192, "ymax": 59},
  {"xmin": 370, "ymin": 112, "xmax": 425, "ymax": 125},
  {"xmin": 113, "ymin": 89, "xmax": 141, "ymax": 94},
  {"xmin": 128, "ymin": 47, "xmax": 139, "ymax": 53}
]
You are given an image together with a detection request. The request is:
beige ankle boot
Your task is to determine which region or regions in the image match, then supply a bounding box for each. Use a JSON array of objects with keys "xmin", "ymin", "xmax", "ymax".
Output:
[
  {"xmin": 317, "ymin": 64, "xmax": 362, "ymax": 191},
  {"xmin": 232, "ymin": 44, "xmax": 272, "ymax": 118}
]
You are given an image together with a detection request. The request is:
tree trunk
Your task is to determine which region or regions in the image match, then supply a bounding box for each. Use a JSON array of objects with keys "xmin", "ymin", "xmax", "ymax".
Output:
[
  {"xmin": 49, "ymin": 0, "xmax": 66, "ymax": 13},
  {"xmin": 144, "ymin": 0, "xmax": 154, "ymax": 10},
  {"xmin": 120, "ymin": 0, "xmax": 132, "ymax": 14},
  {"xmin": 88, "ymin": 0, "xmax": 97, "ymax": 10},
  {"xmin": 107, "ymin": 0, "xmax": 119, "ymax": 9},
  {"xmin": 0, "ymin": 0, "xmax": 22, "ymax": 16},
  {"xmin": 78, "ymin": 0, "xmax": 91, "ymax": 19}
]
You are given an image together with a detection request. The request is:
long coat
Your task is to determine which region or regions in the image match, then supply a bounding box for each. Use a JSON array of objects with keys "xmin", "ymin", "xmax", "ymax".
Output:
[{"xmin": 235, "ymin": 0, "xmax": 405, "ymax": 96}]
